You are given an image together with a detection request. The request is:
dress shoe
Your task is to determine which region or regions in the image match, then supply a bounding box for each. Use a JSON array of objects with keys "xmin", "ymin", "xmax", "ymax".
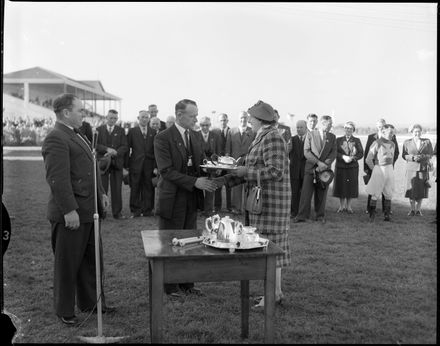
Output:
[
  {"xmin": 316, "ymin": 217, "xmax": 326, "ymax": 224},
  {"xmin": 166, "ymin": 291, "xmax": 184, "ymax": 299},
  {"xmin": 408, "ymin": 210, "xmax": 415, "ymax": 216},
  {"xmin": 113, "ymin": 214, "xmax": 127, "ymax": 220},
  {"xmin": 142, "ymin": 210, "xmax": 154, "ymax": 217},
  {"xmin": 59, "ymin": 315, "xmax": 79, "ymax": 326},
  {"xmin": 293, "ymin": 218, "xmax": 305, "ymax": 223},
  {"xmin": 252, "ymin": 293, "xmax": 284, "ymax": 309},
  {"xmin": 130, "ymin": 212, "xmax": 142, "ymax": 218},
  {"xmin": 184, "ymin": 287, "xmax": 204, "ymax": 296}
]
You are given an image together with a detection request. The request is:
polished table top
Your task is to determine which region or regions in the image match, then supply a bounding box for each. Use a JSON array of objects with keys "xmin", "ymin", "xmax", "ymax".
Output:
[{"xmin": 141, "ymin": 229, "xmax": 284, "ymax": 260}]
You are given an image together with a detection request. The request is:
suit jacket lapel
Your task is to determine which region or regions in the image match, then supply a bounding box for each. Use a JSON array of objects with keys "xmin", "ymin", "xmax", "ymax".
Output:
[
  {"xmin": 56, "ymin": 122, "xmax": 93, "ymax": 161},
  {"xmin": 171, "ymin": 125, "xmax": 187, "ymax": 160}
]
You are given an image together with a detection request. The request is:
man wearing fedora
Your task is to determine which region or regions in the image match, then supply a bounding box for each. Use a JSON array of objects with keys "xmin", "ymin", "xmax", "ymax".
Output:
[{"xmin": 293, "ymin": 115, "xmax": 337, "ymax": 223}]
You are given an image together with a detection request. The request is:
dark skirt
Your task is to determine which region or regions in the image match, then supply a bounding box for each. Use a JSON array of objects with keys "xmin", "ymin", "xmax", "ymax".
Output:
[
  {"xmin": 333, "ymin": 166, "xmax": 359, "ymax": 198},
  {"xmin": 404, "ymin": 170, "xmax": 429, "ymax": 200}
]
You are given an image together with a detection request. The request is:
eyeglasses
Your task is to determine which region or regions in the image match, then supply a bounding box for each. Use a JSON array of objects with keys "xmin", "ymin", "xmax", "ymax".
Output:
[{"xmin": 344, "ymin": 127, "xmax": 354, "ymax": 130}]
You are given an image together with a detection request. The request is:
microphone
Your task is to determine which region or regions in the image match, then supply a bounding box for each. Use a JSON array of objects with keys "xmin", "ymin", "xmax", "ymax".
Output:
[{"xmin": 92, "ymin": 127, "xmax": 98, "ymax": 151}]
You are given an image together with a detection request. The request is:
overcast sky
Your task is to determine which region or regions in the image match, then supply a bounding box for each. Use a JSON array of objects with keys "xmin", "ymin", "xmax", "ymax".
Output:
[{"xmin": 3, "ymin": 2, "xmax": 437, "ymax": 129}]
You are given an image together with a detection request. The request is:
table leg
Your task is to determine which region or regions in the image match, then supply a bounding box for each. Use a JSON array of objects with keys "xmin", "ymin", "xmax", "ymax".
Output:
[
  {"xmin": 240, "ymin": 280, "xmax": 249, "ymax": 338},
  {"xmin": 148, "ymin": 261, "xmax": 152, "ymax": 339},
  {"xmin": 264, "ymin": 256, "xmax": 276, "ymax": 343},
  {"xmin": 150, "ymin": 260, "xmax": 164, "ymax": 343}
]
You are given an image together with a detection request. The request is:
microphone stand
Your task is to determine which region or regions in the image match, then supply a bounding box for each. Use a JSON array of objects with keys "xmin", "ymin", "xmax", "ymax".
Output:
[{"xmin": 78, "ymin": 127, "xmax": 125, "ymax": 344}]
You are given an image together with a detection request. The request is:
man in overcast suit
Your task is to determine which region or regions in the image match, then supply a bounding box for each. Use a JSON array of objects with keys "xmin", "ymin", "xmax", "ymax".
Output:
[
  {"xmin": 199, "ymin": 115, "xmax": 221, "ymax": 215},
  {"xmin": 42, "ymin": 93, "xmax": 113, "ymax": 325},
  {"xmin": 154, "ymin": 99, "xmax": 217, "ymax": 297},
  {"xmin": 289, "ymin": 120, "xmax": 308, "ymax": 218},
  {"xmin": 126, "ymin": 110, "xmax": 157, "ymax": 217},
  {"xmin": 96, "ymin": 109, "xmax": 128, "ymax": 219},
  {"xmin": 294, "ymin": 115, "xmax": 337, "ymax": 224},
  {"xmin": 225, "ymin": 111, "xmax": 255, "ymax": 214}
]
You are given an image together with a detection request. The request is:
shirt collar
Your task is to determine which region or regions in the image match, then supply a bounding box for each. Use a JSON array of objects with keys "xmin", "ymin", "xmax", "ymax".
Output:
[
  {"xmin": 175, "ymin": 122, "xmax": 188, "ymax": 140},
  {"xmin": 57, "ymin": 120, "xmax": 74, "ymax": 131}
]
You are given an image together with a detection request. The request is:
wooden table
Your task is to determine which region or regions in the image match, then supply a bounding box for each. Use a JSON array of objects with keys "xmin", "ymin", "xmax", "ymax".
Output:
[{"xmin": 141, "ymin": 229, "xmax": 284, "ymax": 343}]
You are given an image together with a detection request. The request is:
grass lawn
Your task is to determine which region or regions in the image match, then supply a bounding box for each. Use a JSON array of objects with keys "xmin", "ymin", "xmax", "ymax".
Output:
[{"xmin": 1, "ymin": 146, "xmax": 437, "ymax": 343}]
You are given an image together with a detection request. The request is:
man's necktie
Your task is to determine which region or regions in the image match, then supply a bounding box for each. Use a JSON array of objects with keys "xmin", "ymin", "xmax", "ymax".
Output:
[
  {"xmin": 108, "ymin": 126, "xmax": 113, "ymax": 134},
  {"xmin": 184, "ymin": 129, "xmax": 190, "ymax": 148}
]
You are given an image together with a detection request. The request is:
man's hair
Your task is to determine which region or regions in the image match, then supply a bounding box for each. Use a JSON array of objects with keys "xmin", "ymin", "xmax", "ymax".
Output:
[
  {"xmin": 148, "ymin": 104, "xmax": 157, "ymax": 109},
  {"xmin": 199, "ymin": 116, "xmax": 211, "ymax": 125},
  {"xmin": 320, "ymin": 115, "xmax": 332, "ymax": 123},
  {"xmin": 383, "ymin": 124, "xmax": 395, "ymax": 130},
  {"xmin": 150, "ymin": 117, "xmax": 161, "ymax": 124},
  {"xmin": 218, "ymin": 113, "xmax": 228, "ymax": 120},
  {"xmin": 108, "ymin": 109, "xmax": 118, "ymax": 115},
  {"xmin": 139, "ymin": 110, "xmax": 149, "ymax": 114},
  {"xmin": 53, "ymin": 93, "xmax": 78, "ymax": 115},
  {"xmin": 175, "ymin": 99, "xmax": 197, "ymax": 114},
  {"xmin": 307, "ymin": 113, "xmax": 318, "ymax": 119},
  {"xmin": 409, "ymin": 123, "xmax": 422, "ymax": 132}
]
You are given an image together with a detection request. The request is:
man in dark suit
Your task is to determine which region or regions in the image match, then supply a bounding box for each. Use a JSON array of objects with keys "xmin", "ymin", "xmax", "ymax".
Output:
[
  {"xmin": 212, "ymin": 112, "xmax": 232, "ymax": 212},
  {"xmin": 225, "ymin": 111, "xmax": 255, "ymax": 214},
  {"xmin": 199, "ymin": 115, "xmax": 221, "ymax": 216},
  {"xmin": 126, "ymin": 110, "xmax": 157, "ymax": 218},
  {"xmin": 154, "ymin": 99, "xmax": 218, "ymax": 297},
  {"xmin": 96, "ymin": 109, "xmax": 128, "ymax": 219},
  {"xmin": 148, "ymin": 104, "xmax": 167, "ymax": 131},
  {"xmin": 293, "ymin": 115, "xmax": 337, "ymax": 223},
  {"xmin": 42, "ymin": 93, "xmax": 113, "ymax": 326},
  {"xmin": 289, "ymin": 120, "xmax": 307, "ymax": 218},
  {"xmin": 274, "ymin": 109, "xmax": 292, "ymax": 153},
  {"xmin": 363, "ymin": 118, "xmax": 399, "ymax": 214},
  {"xmin": 79, "ymin": 119, "xmax": 93, "ymax": 142}
]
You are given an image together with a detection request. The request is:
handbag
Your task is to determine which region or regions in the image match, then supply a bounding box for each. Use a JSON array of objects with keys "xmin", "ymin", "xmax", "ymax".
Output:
[
  {"xmin": 427, "ymin": 160, "xmax": 434, "ymax": 172},
  {"xmin": 245, "ymin": 169, "xmax": 262, "ymax": 215}
]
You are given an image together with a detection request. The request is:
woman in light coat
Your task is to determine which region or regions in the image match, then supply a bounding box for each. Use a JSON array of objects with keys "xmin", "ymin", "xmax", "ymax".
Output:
[
  {"xmin": 402, "ymin": 124, "xmax": 433, "ymax": 216},
  {"xmin": 217, "ymin": 100, "xmax": 291, "ymax": 308}
]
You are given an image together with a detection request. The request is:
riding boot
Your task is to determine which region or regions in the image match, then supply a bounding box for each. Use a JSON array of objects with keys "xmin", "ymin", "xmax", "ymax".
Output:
[
  {"xmin": 369, "ymin": 199, "xmax": 377, "ymax": 222},
  {"xmin": 384, "ymin": 199, "xmax": 391, "ymax": 221}
]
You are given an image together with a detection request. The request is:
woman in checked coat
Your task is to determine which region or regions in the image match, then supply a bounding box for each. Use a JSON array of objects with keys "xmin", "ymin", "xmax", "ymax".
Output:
[{"xmin": 217, "ymin": 100, "xmax": 291, "ymax": 308}]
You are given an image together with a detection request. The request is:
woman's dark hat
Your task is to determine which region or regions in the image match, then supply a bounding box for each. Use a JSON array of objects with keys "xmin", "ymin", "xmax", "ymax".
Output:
[{"xmin": 247, "ymin": 100, "xmax": 275, "ymax": 122}]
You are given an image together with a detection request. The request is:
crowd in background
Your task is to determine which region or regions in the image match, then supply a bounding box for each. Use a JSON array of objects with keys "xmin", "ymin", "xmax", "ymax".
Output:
[{"xmin": 3, "ymin": 104, "xmax": 437, "ymax": 222}]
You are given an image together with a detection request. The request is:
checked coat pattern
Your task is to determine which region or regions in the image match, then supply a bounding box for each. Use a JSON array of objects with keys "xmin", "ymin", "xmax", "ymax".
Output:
[{"xmin": 227, "ymin": 125, "xmax": 291, "ymax": 235}]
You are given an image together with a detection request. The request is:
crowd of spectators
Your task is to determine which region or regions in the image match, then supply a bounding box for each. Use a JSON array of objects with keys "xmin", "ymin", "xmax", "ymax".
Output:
[{"xmin": 3, "ymin": 114, "xmax": 56, "ymax": 146}]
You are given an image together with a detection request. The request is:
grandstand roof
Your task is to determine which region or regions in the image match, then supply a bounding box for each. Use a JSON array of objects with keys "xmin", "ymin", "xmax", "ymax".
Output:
[{"xmin": 3, "ymin": 66, "xmax": 120, "ymax": 101}]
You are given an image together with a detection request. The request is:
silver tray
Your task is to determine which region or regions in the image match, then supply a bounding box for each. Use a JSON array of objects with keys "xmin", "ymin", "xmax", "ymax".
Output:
[
  {"xmin": 200, "ymin": 164, "xmax": 238, "ymax": 171},
  {"xmin": 202, "ymin": 238, "xmax": 269, "ymax": 251}
]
